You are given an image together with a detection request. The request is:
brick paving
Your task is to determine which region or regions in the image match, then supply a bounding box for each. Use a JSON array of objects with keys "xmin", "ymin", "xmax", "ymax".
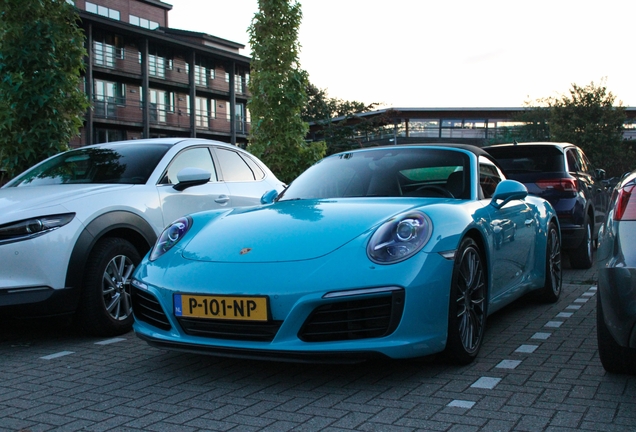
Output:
[{"xmin": 0, "ymin": 258, "xmax": 634, "ymax": 431}]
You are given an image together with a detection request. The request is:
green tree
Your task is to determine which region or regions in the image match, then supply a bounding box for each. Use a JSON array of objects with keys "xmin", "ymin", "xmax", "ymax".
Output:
[
  {"xmin": 547, "ymin": 80, "xmax": 631, "ymax": 177},
  {"xmin": 0, "ymin": 0, "xmax": 89, "ymax": 182},
  {"xmin": 507, "ymin": 80, "xmax": 631, "ymax": 177},
  {"xmin": 303, "ymin": 82, "xmax": 381, "ymax": 155},
  {"xmin": 247, "ymin": 0, "xmax": 325, "ymax": 184}
]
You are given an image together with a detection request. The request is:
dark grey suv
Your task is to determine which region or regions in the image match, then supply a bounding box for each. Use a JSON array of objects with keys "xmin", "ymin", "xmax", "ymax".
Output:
[{"xmin": 483, "ymin": 142, "xmax": 609, "ymax": 269}]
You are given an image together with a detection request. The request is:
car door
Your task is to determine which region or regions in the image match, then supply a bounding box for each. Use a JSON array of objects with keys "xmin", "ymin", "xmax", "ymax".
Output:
[
  {"xmin": 212, "ymin": 146, "xmax": 269, "ymax": 207},
  {"xmin": 577, "ymin": 148, "xmax": 608, "ymax": 231},
  {"xmin": 478, "ymin": 158, "xmax": 537, "ymax": 300},
  {"xmin": 157, "ymin": 146, "xmax": 232, "ymax": 226}
]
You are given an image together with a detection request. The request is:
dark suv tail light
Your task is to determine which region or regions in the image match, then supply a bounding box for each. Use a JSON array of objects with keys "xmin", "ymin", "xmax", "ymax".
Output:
[
  {"xmin": 535, "ymin": 178, "xmax": 577, "ymax": 192},
  {"xmin": 615, "ymin": 184, "xmax": 636, "ymax": 221}
]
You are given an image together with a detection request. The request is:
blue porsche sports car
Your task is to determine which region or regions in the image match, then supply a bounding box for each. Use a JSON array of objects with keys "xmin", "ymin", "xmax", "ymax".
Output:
[{"xmin": 131, "ymin": 144, "xmax": 562, "ymax": 364}]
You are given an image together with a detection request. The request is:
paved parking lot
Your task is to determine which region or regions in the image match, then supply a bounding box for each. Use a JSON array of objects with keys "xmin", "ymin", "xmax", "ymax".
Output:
[{"xmin": 1, "ymin": 260, "xmax": 634, "ymax": 432}]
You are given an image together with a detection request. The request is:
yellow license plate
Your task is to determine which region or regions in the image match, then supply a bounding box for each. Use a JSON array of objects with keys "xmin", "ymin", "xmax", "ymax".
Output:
[{"xmin": 174, "ymin": 294, "xmax": 268, "ymax": 321}]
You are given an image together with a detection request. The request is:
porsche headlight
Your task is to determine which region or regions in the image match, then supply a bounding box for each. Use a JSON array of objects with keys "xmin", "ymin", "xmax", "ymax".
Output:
[
  {"xmin": 0, "ymin": 213, "xmax": 75, "ymax": 245},
  {"xmin": 367, "ymin": 211, "xmax": 432, "ymax": 264},
  {"xmin": 149, "ymin": 216, "xmax": 192, "ymax": 261}
]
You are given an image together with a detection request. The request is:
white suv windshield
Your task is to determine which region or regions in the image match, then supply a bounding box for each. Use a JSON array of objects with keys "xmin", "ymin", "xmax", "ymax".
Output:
[{"xmin": 6, "ymin": 144, "xmax": 171, "ymax": 187}]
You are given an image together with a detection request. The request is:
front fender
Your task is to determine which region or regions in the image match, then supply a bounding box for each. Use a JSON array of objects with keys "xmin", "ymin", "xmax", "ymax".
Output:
[{"xmin": 65, "ymin": 211, "xmax": 158, "ymax": 297}]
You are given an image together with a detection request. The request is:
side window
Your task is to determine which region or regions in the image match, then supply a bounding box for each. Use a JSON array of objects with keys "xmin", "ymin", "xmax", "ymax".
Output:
[
  {"xmin": 566, "ymin": 150, "xmax": 579, "ymax": 172},
  {"xmin": 242, "ymin": 155, "xmax": 265, "ymax": 180},
  {"xmin": 577, "ymin": 149, "xmax": 591, "ymax": 173},
  {"xmin": 215, "ymin": 148, "xmax": 256, "ymax": 181},
  {"xmin": 479, "ymin": 157, "xmax": 503, "ymax": 199},
  {"xmin": 162, "ymin": 147, "xmax": 217, "ymax": 184}
]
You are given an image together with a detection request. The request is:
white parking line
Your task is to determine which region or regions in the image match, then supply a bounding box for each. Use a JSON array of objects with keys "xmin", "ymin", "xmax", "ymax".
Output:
[
  {"xmin": 448, "ymin": 400, "xmax": 476, "ymax": 408},
  {"xmin": 531, "ymin": 332, "xmax": 551, "ymax": 340},
  {"xmin": 94, "ymin": 338, "xmax": 126, "ymax": 345},
  {"xmin": 471, "ymin": 377, "xmax": 501, "ymax": 389},
  {"xmin": 496, "ymin": 360, "xmax": 522, "ymax": 369},
  {"xmin": 545, "ymin": 321, "xmax": 563, "ymax": 328},
  {"xmin": 40, "ymin": 351, "xmax": 74, "ymax": 360},
  {"xmin": 457, "ymin": 285, "xmax": 596, "ymax": 402},
  {"xmin": 515, "ymin": 345, "xmax": 538, "ymax": 353}
]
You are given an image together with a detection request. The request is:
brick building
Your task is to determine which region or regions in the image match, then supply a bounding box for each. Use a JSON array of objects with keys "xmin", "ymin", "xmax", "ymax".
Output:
[{"xmin": 71, "ymin": 0, "xmax": 252, "ymax": 147}]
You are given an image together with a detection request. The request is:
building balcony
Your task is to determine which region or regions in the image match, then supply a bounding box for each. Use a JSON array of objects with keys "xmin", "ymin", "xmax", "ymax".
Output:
[{"xmin": 92, "ymin": 98, "xmax": 250, "ymax": 135}]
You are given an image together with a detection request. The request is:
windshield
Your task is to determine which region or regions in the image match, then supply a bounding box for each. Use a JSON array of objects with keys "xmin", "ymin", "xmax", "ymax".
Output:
[
  {"xmin": 6, "ymin": 144, "xmax": 172, "ymax": 187},
  {"xmin": 278, "ymin": 148, "xmax": 470, "ymax": 201}
]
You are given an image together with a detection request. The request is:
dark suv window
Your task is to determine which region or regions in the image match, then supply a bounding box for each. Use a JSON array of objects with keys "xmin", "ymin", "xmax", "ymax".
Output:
[{"xmin": 485, "ymin": 146, "xmax": 565, "ymax": 174}]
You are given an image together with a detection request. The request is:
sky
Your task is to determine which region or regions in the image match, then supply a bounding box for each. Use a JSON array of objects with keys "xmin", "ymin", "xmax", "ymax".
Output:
[{"xmin": 166, "ymin": 0, "xmax": 636, "ymax": 109}]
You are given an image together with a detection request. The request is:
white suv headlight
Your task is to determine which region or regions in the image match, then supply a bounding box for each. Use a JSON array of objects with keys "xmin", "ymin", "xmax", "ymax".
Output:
[{"xmin": 0, "ymin": 213, "xmax": 75, "ymax": 245}]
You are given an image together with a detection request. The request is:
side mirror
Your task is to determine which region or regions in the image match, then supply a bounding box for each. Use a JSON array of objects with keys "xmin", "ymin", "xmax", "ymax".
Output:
[
  {"xmin": 595, "ymin": 168, "xmax": 606, "ymax": 181},
  {"xmin": 173, "ymin": 167, "xmax": 211, "ymax": 191},
  {"xmin": 491, "ymin": 180, "xmax": 528, "ymax": 210},
  {"xmin": 260, "ymin": 189, "xmax": 279, "ymax": 204}
]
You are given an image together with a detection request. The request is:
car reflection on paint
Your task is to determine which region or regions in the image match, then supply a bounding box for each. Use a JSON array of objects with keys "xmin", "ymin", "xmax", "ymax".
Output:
[{"xmin": 491, "ymin": 218, "xmax": 517, "ymax": 249}]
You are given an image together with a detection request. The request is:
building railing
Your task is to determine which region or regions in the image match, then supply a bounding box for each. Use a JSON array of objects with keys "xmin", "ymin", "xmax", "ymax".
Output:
[
  {"xmin": 340, "ymin": 120, "xmax": 636, "ymax": 145},
  {"xmin": 91, "ymin": 45, "xmax": 250, "ymax": 97},
  {"xmin": 91, "ymin": 97, "xmax": 250, "ymax": 135}
]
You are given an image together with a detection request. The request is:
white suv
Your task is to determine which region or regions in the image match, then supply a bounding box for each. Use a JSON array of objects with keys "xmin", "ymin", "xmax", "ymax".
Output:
[{"xmin": 0, "ymin": 138, "xmax": 284, "ymax": 335}]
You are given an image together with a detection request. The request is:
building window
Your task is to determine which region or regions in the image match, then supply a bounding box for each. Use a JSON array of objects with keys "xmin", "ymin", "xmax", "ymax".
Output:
[
  {"xmin": 85, "ymin": 1, "xmax": 120, "ymax": 20},
  {"xmin": 150, "ymin": 90, "xmax": 166, "ymax": 123},
  {"xmin": 224, "ymin": 73, "xmax": 245, "ymax": 93},
  {"xmin": 94, "ymin": 79, "xmax": 125, "ymax": 104},
  {"xmin": 228, "ymin": 103, "xmax": 246, "ymax": 132},
  {"xmin": 194, "ymin": 65, "xmax": 207, "ymax": 86},
  {"xmin": 195, "ymin": 97, "xmax": 209, "ymax": 127},
  {"xmin": 210, "ymin": 99, "xmax": 217, "ymax": 119},
  {"xmin": 140, "ymin": 50, "xmax": 168, "ymax": 78},
  {"xmin": 93, "ymin": 34, "xmax": 124, "ymax": 68},
  {"xmin": 129, "ymin": 14, "xmax": 159, "ymax": 30},
  {"xmin": 95, "ymin": 128, "xmax": 125, "ymax": 143},
  {"xmin": 149, "ymin": 55, "xmax": 165, "ymax": 78},
  {"xmin": 93, "ymin": 80, "xmax": 124, "ymax": 119}
]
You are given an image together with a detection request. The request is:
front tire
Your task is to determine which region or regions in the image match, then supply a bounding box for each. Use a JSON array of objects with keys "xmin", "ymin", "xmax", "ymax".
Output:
[
  {"xmin": 444, "ymin": 237, "xmax": 487, "ymax": 365},
  {"xmin": 570, "ymin": 216, "xmax": 593, "ymax": 269},
  {"xmin": 76, "ymin": 238, "xmax": 141, "ymax": 336},
  {"xmin": 597, "ymin": 295, "xmax": 636, "ymax": 374},
  {"xmin": 536, "ymin": 222, "xmax": 562, "ymax": 303}
]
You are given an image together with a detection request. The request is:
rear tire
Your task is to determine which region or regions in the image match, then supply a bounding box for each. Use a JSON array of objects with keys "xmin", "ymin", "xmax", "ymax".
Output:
[
  {"xmin": 444, "ymin": 237, "xmax": 487, "ymax": 365},
  {"xmin": 597, "ymin": 295, "xmax": 636, "ymax": 374},
  {"xmin": 570, "ymin": 217, "xmax": 593, "ymax": 269},
  {"xmin": 76, "ymin": 238, "xmax": 140, "ymax": 336},
  {"xmin": 536, "ymin": 222, "xmax": 562, "ymax": 303}
]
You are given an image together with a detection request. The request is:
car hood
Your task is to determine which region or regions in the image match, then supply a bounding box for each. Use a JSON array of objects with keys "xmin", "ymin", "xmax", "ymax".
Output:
[
  {"xmin": 0, "ymin": 184, "xmax": 134, "ymax": 221},
  {"xmin": 182, "ymin": 199, "xmax": 428, "ymax": 263}
]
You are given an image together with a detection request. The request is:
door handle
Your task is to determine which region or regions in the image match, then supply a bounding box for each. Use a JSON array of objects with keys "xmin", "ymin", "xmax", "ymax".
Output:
[{"xmin": 215, "ymin": 195, "xmax": 230, "ymax": 204}]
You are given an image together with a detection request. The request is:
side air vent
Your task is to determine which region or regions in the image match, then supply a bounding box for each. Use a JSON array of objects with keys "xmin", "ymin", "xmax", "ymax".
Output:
[
  {"xmin": 299, "ymin": 289, "xmax": 404, "ymax": 342},
  {"xmin": 131, "ymin": 287, "xmax": 172, "ymax": 331}
]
